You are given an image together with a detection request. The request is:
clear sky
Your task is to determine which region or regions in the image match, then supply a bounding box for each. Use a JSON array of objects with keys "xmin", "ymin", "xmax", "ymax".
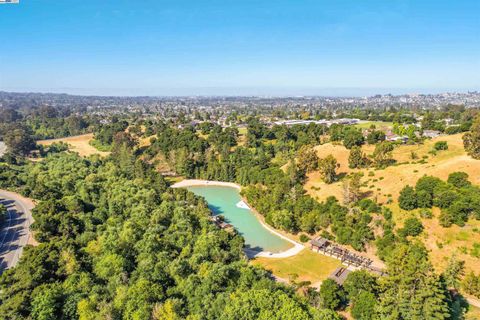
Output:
[{"xmin": 0, "ymin": 0, "xmax": 479, "ymax": 96}]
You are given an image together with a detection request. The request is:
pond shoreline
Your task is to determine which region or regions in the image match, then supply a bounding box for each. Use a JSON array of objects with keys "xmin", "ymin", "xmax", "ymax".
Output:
[
  {"xmin": 171, "ymin": 179, "xmax": 241, "ymax": 191},
  {"xmin": 171, "ymin": 179, "xmax": 304, "ymax": 259}
]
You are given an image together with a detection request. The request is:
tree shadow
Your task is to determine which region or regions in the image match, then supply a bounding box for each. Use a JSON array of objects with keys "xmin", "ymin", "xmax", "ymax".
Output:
[
  {"xmin": 450, "ymin": 292, "xmax": 471, "ymax": 320},
  {"xmin": 208, "ymin": 204, "xmax": 225, "ymax": 215}
]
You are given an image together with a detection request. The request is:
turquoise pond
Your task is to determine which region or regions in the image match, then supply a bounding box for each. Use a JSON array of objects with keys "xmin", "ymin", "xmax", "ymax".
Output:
[{"xmin": 187, "ymin": 185, "xmax": 293, "ymax": 253}]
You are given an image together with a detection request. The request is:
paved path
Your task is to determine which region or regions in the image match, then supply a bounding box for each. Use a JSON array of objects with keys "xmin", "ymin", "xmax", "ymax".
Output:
[{"xmin": 0, "ymin": 190, "xmax": 34, "ymax": 274}]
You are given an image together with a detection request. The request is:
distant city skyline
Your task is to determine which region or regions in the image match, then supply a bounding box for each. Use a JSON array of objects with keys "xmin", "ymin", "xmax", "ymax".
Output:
[
  {"xmin": 1, "ymin": 86, "xmax": 479, "ymax": 98},
  {"xmin": 1, "ymin": 0, "xmax": 479, "ymax": 96}
]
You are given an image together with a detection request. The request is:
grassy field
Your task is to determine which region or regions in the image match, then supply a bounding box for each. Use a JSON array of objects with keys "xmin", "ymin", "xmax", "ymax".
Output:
[
  {"xmin": 251, "ymin": 248, "xmax": 341, "ymax": 285},
  {"xmin": 354, "ymin": 121, "xmax": 394, "ymax": 130},
  {"xmin": 38, "ymin": 133, "xmax": 110, "ymax": 157},
  {"xmin": 305, "ymin": 133, "xmax": 480, "ymax": 273}
]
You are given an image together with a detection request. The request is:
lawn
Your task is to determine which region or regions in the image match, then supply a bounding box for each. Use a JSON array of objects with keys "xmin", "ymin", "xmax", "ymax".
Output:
[
  {"xmin": 251, "ymin": 248, "xmax": 341, "ymax": 285},
  {"xmin": 354, "ymin": 121, "xmax": 394, "ymax": 130},
  {"xmin": 38, "ymin": 133, "xmax": 110, "ymax": 157}
]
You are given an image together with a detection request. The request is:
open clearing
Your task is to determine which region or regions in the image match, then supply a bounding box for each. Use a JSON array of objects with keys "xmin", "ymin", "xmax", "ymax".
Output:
[
  {"xmin": 38, "ymin": 133, "xmax": 110, "ymax": 157},
  {"xmin": 305, "ymin": 133, "xmax": 480, "ymax": 273},
  {"xmin": 354, "ymin": 121, "xmax": 394, "ymax": 130},
  {"xmin": 251, "ymin": 248, "xmax": 341, "ymax": 284}
]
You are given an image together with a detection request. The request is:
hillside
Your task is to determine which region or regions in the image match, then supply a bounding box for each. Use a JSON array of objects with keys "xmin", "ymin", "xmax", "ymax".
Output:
[
  {"xmin": 305, "ymin": 133, "xmax": 480, "ymax": 273},
  {"xmin": 37, "ymin": 133, "xmax": 110, "ymax": 157}
]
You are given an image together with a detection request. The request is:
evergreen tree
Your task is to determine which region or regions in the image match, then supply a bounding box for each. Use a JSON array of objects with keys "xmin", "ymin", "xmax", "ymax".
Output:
[{"xmin": 375, "ymin": 243, "xmax": 449, "ymax": 320}]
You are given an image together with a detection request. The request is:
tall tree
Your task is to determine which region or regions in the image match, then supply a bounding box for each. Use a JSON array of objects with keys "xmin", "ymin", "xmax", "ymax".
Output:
[
  {"xmin": 343, "ymin": 173, "xmax": 363, "ymax": 205},
  {"xmin": 3, "ymin": 124, "xmax": 36, "ymax": 156},
  {"xmin": 318, "ymin": 154, "xmax": 338, "ymax": 184},
  {"xmin": 297, "ymin": 145, "xmax": 319, "ymax": 173},
  {"xmin": 463, "ymin": 115, "xmax": 480, "ymax": 159},
  {"xmin": 375, "ymin": 243, "xmax": 449, "ymax": 319},
  {"xmin": 372, "ymin": 141, "xmax": 394, "ymax": 168},
  {"xmin": 348, "ymin": 146, "xmax": 369, "ymax": 169}
]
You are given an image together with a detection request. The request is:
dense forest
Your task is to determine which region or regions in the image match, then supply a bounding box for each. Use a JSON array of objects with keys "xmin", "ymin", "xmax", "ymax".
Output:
[{"xmin": 0, "ymin": 151, "xmax": 332, "ymax": 319}]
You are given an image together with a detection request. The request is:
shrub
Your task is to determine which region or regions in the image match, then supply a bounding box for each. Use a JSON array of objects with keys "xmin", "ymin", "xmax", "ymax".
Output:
[
  {"xmin": 399, "ymin": 217, "xmax": 424, "ymax": 237},
  {"xmin": 471, "ymin": 243, "xmax": 480, "ymax": 258},
  {"xmin": 299, "ymin": 234, "xmax": 310, "ymax": 243},
  {"xmin": 419, "ymin": 208, "xmax": 433, "ymax": 219},
  {"xmin": 434, "ymin": 141, "xmax": 448, "ymax": 150},
  {"xmin": 398, "ymin": 185, "xmax": 417, "ymax": 210},
  {"xmin": 447, "ymin": 172, "xmax": 471, "ymax": 188},
  {"xmin": 357, "ymin": 199, "xmax": 380, "ymax": 213}
]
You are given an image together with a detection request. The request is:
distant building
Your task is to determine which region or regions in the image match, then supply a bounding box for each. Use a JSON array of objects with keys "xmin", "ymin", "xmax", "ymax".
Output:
[
  {"xmin": 273, "ymin": 118, "xmax": 360, "ymax": 127},
  {"xmin": 444, "ymin": 118, "xmax": 454, "ymax": 126},
  {"xmin": 423, "ymin": 130, "xmax": 442, "ymax": 138},
  {"xmin": 385, "ymin": 133, "xmax": 408, "ymax": 143}
]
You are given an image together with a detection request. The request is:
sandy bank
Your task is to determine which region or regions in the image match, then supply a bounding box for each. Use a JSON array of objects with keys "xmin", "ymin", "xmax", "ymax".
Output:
[{"xmin": 171, "ymin": 179, "xmax": 241, "ymax": 191}]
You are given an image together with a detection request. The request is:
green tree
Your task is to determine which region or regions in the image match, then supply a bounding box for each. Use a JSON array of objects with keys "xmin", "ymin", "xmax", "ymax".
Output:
[
  {"xmin": 447, "ymin": 172, "xmax": 471, "ymax": 188},
  {"xmin": 343, "ymin": 173, "xmax": 363, "ymax": 205},
  {"xmin": 4, "ymin": 125, "xmax": 36, "ymax": 156},
  {"xmin": 433, "ymin": 141, "xmax": 448, "ymax": 151},
  {"xmin": 348, "ymin": 146, "xmax": 369, "ymax": 169},
  {"xmin": 319, "ymin": 279, "xmax": 343, "ymax": 310},
  {"xmin": 399, "ymin": 217, "xmax": 423, "ymax": 237},
  {"xmin": 416, "ymin": 190, "xmax": 432, "ymax": 208},
  {"xmin": 297, "ymin": 145, "xmax": 319, "ymax": 173},
  {"xmin": 375, "ymin": 243, "xmax": 449, "ymax": 319},
  {"xmin": 343, "ymin": 270, "xmax": 377, "ymax": 302},
  {"xmin": 350, "ymin": 291, "xmax": 376, "ymax": 320},
  {"xmin": 443, "ymin": 255, "xmax": 465, "ymax": 290},
  {"xmin": 463, "ymin": 115, "xmax": 480, "ymax": 159},
  {"xmin": 398, "ymin": 185, "xmax": 418, "ymax": 210},
  {"xmin": 343, "ymin": 128, "xmax": 364, "ymax": 149},
  {"xmin": 318, "ymin": 155, "xmax": 338, "ymax": 184},
  {"xmin": 371, "ymin": 141, "xmax": 394, "ymax": 168},
  {"xmin": 366, "ymin": 130, "xmax": 385, "ymax": 145},
  {"xmin": 30, "ymin": 283, "xmax": 63, "ymax": 320}
]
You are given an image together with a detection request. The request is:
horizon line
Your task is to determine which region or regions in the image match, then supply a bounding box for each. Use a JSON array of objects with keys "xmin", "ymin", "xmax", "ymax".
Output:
[{"xmin": 1, "ymin": 86, "xmax": 479, "ymax": 99}]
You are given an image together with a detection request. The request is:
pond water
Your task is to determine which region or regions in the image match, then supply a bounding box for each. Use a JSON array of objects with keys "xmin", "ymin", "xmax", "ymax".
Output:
[{"xmin": 187, "ymin": 185, "xmax": 293, "ymax": 253}]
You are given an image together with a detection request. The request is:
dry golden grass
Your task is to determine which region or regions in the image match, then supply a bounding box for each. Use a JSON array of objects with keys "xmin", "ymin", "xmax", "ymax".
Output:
[
  {"xmin": 305, "ymin": 133, "xmax": 480, "ymax": 273},
  {"xmin": 467, "ymin": 305, "xmax": 480, "ymax": 320},
  {"xmin": 251, "ymin": 248, "xmax": 341, "ymax": 284},
  {"xmin": 139, "ymin": 135, "xmax": 156, "ymax": 147},
  {"xmin": 419, "ymin": 208, "xmax": 480, "ymax": 273},
  {"xmin": 38, "ymin": 133, "xmax": 110, "ymax": 157},
  {"xmin": 306, "ymin": 134, "xmax": 478, "ymax": 203}
]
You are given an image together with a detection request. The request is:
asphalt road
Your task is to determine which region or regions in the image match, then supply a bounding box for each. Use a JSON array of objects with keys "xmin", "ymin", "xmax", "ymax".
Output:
[{"xmin": 0, "ymin": 190, "xmax": 34, "ymax": 274}]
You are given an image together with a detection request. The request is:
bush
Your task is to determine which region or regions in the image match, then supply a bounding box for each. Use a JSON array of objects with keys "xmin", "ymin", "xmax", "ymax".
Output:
[
  {"xmin": 299, "ymin": 234, "xmax": 310, "ymax": 243},
  {"xmin": 447, "ymin": 172, "xmax": 471, "ymax": 188},
  {"xmin": 398, "ymin": 186, "xmax": 417, "ymax": 210},
  {"xmin": 399, "ymin": 217, "xmax": 424, "ymax": 237},
  {"xmin": 357, "ymin": 199, "xmax": 380, "ymax": 213},
  {"xmin": 434, "ymin": 141, "xmax": 448, "ymax": 151},
  {"xmin": 419, "ymin": 208, "xmax": 433, "ymax": 219}
]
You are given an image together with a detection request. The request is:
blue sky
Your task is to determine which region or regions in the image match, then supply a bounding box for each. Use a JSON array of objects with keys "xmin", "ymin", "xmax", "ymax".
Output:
[{"xmin": 0, "ymin": 0, "xmax": 479, "ymax": 96}]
